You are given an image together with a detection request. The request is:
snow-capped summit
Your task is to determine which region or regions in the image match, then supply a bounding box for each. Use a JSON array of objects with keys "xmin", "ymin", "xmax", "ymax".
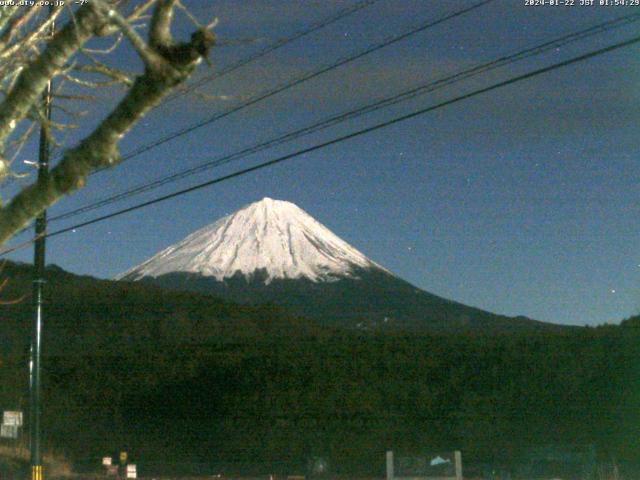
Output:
[{"xmin": 117, "ymin": 197, "xmax": 386, "ymax": 283}]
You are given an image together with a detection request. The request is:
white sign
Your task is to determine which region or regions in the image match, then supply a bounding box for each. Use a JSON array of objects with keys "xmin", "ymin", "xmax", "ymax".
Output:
[
  {"xmin": 126, "ymin": 464, "xmax": 137, "ymax": 479},
  {"xmin": 102, "ymin": 457, "xmax": 112, "ymax": 466},
  {"xmin": 3, "ymin": 411, "xmax": 22, "ymax": 427},
  {"xmin": 431, "ymin": 456, "xmax": 451, "ymax": 466},
  {"xmin": 0, "ymin": 424, "xmax": 18, "ymax": 438}
]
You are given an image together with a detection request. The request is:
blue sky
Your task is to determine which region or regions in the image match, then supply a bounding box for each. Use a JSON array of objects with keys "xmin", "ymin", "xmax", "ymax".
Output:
[{"xmin": 3, "ymin": 0, "xmax": 640, "ymax": 326}]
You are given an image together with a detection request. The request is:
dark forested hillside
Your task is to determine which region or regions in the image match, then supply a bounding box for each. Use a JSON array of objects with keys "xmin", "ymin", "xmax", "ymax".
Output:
[
  {"xmin": 0, "ymin": 261, "xmax": 637, "ymax": 476},
  {"xmin": 137, "ymin": 268, "xmax": 563, "ymax": 333}
]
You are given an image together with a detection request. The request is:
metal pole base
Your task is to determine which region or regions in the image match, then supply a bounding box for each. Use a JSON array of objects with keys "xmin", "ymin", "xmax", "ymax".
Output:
[{"xmin": 31, "ymin": 465, "xmax": 44, "ymax": 480}]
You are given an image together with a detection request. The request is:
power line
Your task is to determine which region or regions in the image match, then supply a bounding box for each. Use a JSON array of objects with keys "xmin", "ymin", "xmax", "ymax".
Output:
[
  {"xmin": 2, "ymin": 34, "xmax": 637, "ymax": 257},
  {"xmin": 43, "ymin": 0, "xmax": 381, "ymax": 173},
  {"xmin": 48, "ymin": 12, "xmax": 640, "ymax": 223},
  {"xmin": 3, "ymin": 0, "xmax": 493, "ymax": 240},
  {"xmin": 163, "ymin": 0, "xmax": 381, "ymax": 104},
  {"xmin": 13, "ymin": 34, "xmax": 634, "ymax": 250},
  {"xmin": 90, "ymin": 0, "xmax": 495, "ymax": 174}
]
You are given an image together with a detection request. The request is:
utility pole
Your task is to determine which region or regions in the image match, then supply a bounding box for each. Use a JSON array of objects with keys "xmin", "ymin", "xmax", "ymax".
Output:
[{"xmin": 30, "ymin": 9, "xmax": 54, "ymax": 480}]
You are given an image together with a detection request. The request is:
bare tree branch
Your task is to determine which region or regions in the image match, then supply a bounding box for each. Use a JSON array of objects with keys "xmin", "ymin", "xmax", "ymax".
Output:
[
  {"xmin": 0, "ymin": 7, "xmax": 64, "ymax": 60},
  {"xmin": 94, "ymin": 0, "xmax": 165, "ymax": 68},
  {"xmin": 0, "ymin": 1, "xmax": 215, "ymax": 245},
  {"xmin": 149, "ymin": 0, "xmax": 177, "ymax": 49},
  {"xmin": 0, "ymin": 4, "xmax": 105, "ymax": 148},
  {"xmin": 128, "ymin": 0, "xmax": 159, "ymax": 22},
  {"xmin": 80, "ymin": 33, "xmax": 124, "ymax": 55},
  {"xmin": 75, "ymin": 62, "xmax": 133, "ymax": 87},
  {"xmin": 0, "ymin": 7, "xmax": 21, "ymax": 34},
  {"xmin": 0, "ymin": 6, "xmax": 42, "ymax": 51}
]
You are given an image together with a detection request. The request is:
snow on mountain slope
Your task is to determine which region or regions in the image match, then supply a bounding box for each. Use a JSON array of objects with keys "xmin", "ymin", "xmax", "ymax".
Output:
[{"xmin": 117, "ymin": 197, "xmax": 388, "ymax": 283}]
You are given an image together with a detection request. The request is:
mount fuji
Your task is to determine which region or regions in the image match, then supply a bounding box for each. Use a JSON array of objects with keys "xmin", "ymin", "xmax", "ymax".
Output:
[
  {"xmin": 118, "ymin": 197, "xmax": 386, "ymax": 284},
  {"xmin": 118, "ymin": 198, "xmax": 557, "ymax": 332}
]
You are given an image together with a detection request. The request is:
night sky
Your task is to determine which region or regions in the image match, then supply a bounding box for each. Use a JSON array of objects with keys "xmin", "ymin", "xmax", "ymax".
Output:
[{"xmin": 3, "ymin": 0, "xmax": 639, "ymax": 326}]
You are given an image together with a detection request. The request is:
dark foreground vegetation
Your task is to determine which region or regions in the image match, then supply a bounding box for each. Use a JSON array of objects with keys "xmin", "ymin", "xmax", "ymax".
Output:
[{"xmin": 0, "ymin": 261, "xmax": 638, "ymax": 477}]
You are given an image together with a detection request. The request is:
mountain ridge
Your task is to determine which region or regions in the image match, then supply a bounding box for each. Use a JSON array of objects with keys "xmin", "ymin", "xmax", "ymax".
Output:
[
  {"xmin": 133, "ymin": 266, "xmax": 565, "ymax": 333},
  {"xmin": 117, "ymin": 198, "xmax": 565, "ymax": 332}
]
